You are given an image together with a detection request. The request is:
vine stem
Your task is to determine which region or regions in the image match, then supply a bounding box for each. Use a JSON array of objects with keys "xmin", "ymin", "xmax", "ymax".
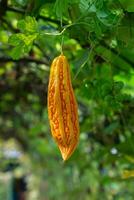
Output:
[
  {"xmin": 60, "ymin": 34, "xmax": 64, "ymax": 55},
  {"xmin": 40, "ymin": 22, "xmax": 91, "ymax": 36},
  {"xmin": 73, "ymin": 44, "xmax": 95, "ymax": 81},
  {"xmin": 60, "ymin": 15, "xmax": 64, "ymax": 55}
]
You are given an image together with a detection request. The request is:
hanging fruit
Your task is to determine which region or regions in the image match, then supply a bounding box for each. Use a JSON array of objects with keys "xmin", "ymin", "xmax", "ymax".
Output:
[{"xmin": 48, "ymin": 54, "xmax": 79, "ymax": 161}]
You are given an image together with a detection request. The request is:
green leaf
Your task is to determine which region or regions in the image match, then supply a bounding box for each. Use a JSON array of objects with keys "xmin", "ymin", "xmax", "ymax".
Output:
[
  {"xmin": 119, "ymin": 0, "xmax": 134, "ymax": 12},
  {"xmin": 54, "ymin": 0, "xmax": 69, "ymax": 18},
  {"xmin": 17, "ymin": 16, "xmax": 38, "ymax": 33},
  {"xmin": 10, "ymin": 44, "xmax": 24, "ymax": 60},
  {"xmin": 9, "ymin": 33, "xmax": 38, "ymax": 46},
  {"xmin": 18, "ymin": 33, "xmax": 38, "ymax": 45},
  {"xmin": 8, "ymin": 28, "xmax": 38, "ymax": 59},
  {"xmin": 96, "ymin": 7, "xmax": 120, "ymax": 27},
  {"xmin": 79, "ymin": 0, "xmax": 90, "ymax": 13},
  {"xmin": 8, "ymin": 34, "xmax": 21, "ymax": 46}
]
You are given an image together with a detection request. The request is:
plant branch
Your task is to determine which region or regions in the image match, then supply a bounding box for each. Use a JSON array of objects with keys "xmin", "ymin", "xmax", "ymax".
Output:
[
  {"xmin": 0, "ymin": 57, "xmax": 49, "ymax": 66},
  {"xmin": 6, "ymin": 6, "xmax": 25, "ymax": 14}
]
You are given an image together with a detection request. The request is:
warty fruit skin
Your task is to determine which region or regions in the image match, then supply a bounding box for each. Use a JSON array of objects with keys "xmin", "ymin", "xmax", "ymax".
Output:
[{"xmin": 48, "ymin": 54, "xmax": 79, "ymax": 161}]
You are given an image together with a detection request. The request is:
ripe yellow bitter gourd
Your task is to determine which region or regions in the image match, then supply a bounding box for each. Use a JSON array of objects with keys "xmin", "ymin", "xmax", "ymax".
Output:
[{"xmin": 48, "ymin": 54, "xmax": 79, "ymax": 161}]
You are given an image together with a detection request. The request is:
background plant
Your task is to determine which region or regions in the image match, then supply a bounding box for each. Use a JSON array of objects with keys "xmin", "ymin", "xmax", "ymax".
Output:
[{"xmin": 0, "ymin": 0, "xmax": 134, "ymax": 199}]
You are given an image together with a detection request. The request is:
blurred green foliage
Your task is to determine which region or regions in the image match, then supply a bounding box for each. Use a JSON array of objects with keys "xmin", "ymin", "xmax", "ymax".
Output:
[{"xmin": 0, "ymin": 0, "xmax": 134, "ymax": 199}]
